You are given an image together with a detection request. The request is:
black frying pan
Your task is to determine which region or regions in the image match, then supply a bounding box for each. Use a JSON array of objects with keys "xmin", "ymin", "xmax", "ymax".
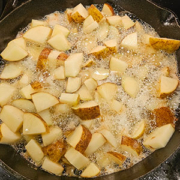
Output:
[{"xmin": 0, "ymin": 0, "xmax": 180, "ymax": 179}]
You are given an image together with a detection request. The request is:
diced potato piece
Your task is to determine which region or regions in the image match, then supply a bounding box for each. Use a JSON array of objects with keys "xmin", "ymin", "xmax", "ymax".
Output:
[
  {"xmin": 100, "ymin": 129, "xmax": 117, "ymax": 147},
  {"xmin": 42, "ymin": 140, "xmax": 66, "ymax": 162},
  {"xmin": 77, "ymin": 85, "xmax": 93, "ymax": 101},
  {"xmin": 65, "ymin": 147, "xmax": 90, "ymax": 169},
  {"xmin": 84, "ymin": 78, "xmax": 97, "ymax": 92},
  {"xmin": 19, "ymin": 74, "xmax": 29, "ymax": 86},
  {"xmin": 122, "ymin": 76, "xmax": 139, "ymax": 98},
  {"xmin": 0, "ymin": 123, "xmax": 21, "ymax": 144},
  {"xmin": 121, "ymin": 32, "xmax": 138, "ymax": 50},
  {"xmin": 12, "ymin": 99, "xmax": 36, "ymax": 112},
  {"xmin": 42, "ymin": 126, "xmax": 62, "ymax": 146},
  {"xmin": 91, "ymin": 68, "xmax": 109, "ymax": 81},
  {"xmin": 103, "ymin": 39, "xmax": 117, "ymax": 53},
  {"xmin": 38, "ymin": 109, "xmax": 53, "ymax": 126},
  {"xmin": 88, "ymin": 4, "xmax": 103, "ymax": 22},
  {"xmin": 121, "ymin": 15, "xmax": 135, "ymax": 29},
  {"xmin": 107, "ymin": 151, "xmax": 126, "ymax": 166},
  {"xmin": 0, "ymin": 105, "xmax": 24, "ymax": 132},
  {"xmin": 143, "ymin": 124, "xmax": 175, "ymax": 150},
  {"xmin": 97, "ymin": 18, "xmax": 109, "ymax": 41},
  {"xmin": 81, "ymin": 120, "xmax": 93, "ymax": 129},
  {"xmin": 53, "ymin": 66, "xmax": 65, "ymax": 80},
  {"xmin": 154, "ymin": 107, "xmax": 175, "ymax": 127},
  {"xmin": 36, "ymin": 48, "xmax": 52, "ymax": 71},
  {"xmin": 1, "ymin": 42, "xmax": 28, "ymax": 61},
  {"xmin": 97, "ymin": 83, "xmax": 117, "ymax": 101},
  {"xmin": 51, "ymin": 24, "xmax": 70, "ymax": 37},
  {"xmin": 65, "ymin": 53, "xmax": 83, "ymax": 77},
  {"xmin": 23, "ymin": 113, "xmax": 47, "ymax": 135},
  {"xmin": 8, "ymin": 37, "xmax": 26, "ymax": 50},
  {"xmin": 121, "ymin": 136, "xmax": 142, "ymax": 156},
  {"xmin": 66, "ymin": 77, "xmax": 81, "ymax": 93},
  {"xmin": 54, "ymin": 103, "xmax": 71, "ymax": 114},
  {"xmin": 31, "ymin": 19, "xmax": 48, "ymax": 27},
  {"xmin": 23, "ymin": 26, "xmax": 52, "ymax": 44},
  {"xmin": 71, "ymin": 3, "xmax": 88, "ymax": 23},
  {"xmin": 102, "ymin": 3, "xmax": 114, "ymax": 16},
  {"xmin": 48, "ymin": 33, "xmax": 71, "ymax": 51},
  {"xmin": 131, "ymin": 120, "xmax": 146, "ymax": 139},
  {"xmin": 106, "ymin": 16, "xmax": 121, "ymax": 26},
  {"xmin": 32, "ymin": 92, "xmax": 59, "ymax": 112},
  {"xmin": 72, "ymin": 101, "xmax": 100, "ymax": 120},
  {"xmin": 90, "ymin": 46, "xmax": 108, "ymax": 58},
  {"xmin": 85, "ymin": 133, "xmax": 106, "ymax": 156},
  {"xmin": 42, "ymin": 157, "xmax": 64, "ymax": 175},
  {"xmin": 81, "ymin": 163, "xmax": 100, "ymax": 178},
  {"xmin": 60, "ymin": 93, "xmax": 79, "ymax": 106},
  {"xmin": 159, "ymin": 76, "xmax": 178, "ymax": 97},
  {"xmin": 83, "ymin": 21, "xmax": 99, "ymax": 34},
  {"xmin": 149, "ymin": 37, "xmax": 180, "ymax": 53},
  {"xmin": 110, "ymin": 57, "xmax": 128, "ymax": 74},
  {"xmin": 20, "ymin": 84, "xmax": 36, "ymax": 99},
  {"xmin": 110, "ymin": 100, "xmax": 123, "ymax": 113},
  {"xmin": 83, "ymin": 59, "xmax": 95, "ymax": 67},
  {"xmin": 31, "ymin": 81, "xmax": 42, "ymax": 90},
  {"xmin": 108, "ymin": 26, "xmax": 119, "ymax": 39},
  {"xmin": 65, "ymin": 9, "xmax": 73, "ymax": 23},
  {"xmin": 0, "ymin": 83, "xmax": 16, "ymax": 106},
  {"xmin": 83, "ymin": 15, "xmax": 94, "ymax": 29},
  {"xmin": 25, "ymin": 139, "xmax": 44, "ymax": 164},
  {"xmin": 67, "ymin": 125, "xmax": 92, "ymax": 153}
]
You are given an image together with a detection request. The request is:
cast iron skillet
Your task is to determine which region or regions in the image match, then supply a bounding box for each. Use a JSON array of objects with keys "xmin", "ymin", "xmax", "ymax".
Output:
[{"xmin": 0, "ymin": 0, "xmax": 180, "ymax": 179}]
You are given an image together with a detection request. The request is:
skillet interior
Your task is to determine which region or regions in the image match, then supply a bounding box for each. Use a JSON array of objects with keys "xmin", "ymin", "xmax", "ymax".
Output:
[{"xmin": 0, "ymin": 0, "xmax": 180, "ymax": 179}]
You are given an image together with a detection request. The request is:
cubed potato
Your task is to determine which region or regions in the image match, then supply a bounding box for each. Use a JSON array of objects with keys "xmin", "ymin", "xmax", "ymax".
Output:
[
  {"xmin": 66, "ymin": 125, "xmax": 92, "ymax": 153},
  {"xmin": 42, "ymin": 140, "xmax": 66, "ymax": 162},
  {"xmin": 38, "ymin": 109, "xmax": 53, "ymax": 126},
  {"xmin": 25, "ymin": 139, "xmax": 44, "ymax": 165},
  {"xmin": 0, "ymin": 105, "xmax": 24, "ymax": 133},
  {"xmin": 81, "ymin": 163, "xmax": 100, "ymax": 177},
  {"xmin": 42, "ymin": 157, "xmax": 64, "ymax": 175},
  {"xmin": 88, "ymin": 4, "xmax": 103, "ymax": 22}
]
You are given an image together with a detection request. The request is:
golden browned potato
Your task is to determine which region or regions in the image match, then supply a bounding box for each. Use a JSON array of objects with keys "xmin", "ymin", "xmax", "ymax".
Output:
[
  {"xmin": 42, "ymin": 140, "xmax": 66, "ymax": 162},
  {"xmin": 56, "ymin": 52, "xmax": 69, "ymax": 67},
  {"xmin": 88, "ymin": 5, "xmax": 103, "ymax": 22},
  {"xmin": 121, "ymin": 136, "xmax": 142, "ymax": 156},
  {"xmin": 72, "ymin": 101, "xmax": 100, "ymax": 120},
  {"xmin": 36, "ymin": 48, "xmax": 52, "ymax": 71},
  {"xmin": 107, "ymin": 151, "xmax": 126, "ymax": 165},
  {"xmin": 31, "ymin": 81, "xmax": 43, "ymax": 90},
  {"xmin": 154, "ymin": 107, "xmax": 176, "ymax": 127}
]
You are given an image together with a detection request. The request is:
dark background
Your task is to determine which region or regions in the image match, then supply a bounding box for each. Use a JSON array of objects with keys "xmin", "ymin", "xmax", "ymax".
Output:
[{"xmin": 0, "ymin": 0, "xmax": 180, "ymax": 179}]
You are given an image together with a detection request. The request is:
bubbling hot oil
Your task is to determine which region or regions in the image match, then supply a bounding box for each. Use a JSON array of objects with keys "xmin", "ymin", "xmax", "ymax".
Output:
[{"xmin": 8, "ymin": 5, "xmax": 180, "ymax": 177}]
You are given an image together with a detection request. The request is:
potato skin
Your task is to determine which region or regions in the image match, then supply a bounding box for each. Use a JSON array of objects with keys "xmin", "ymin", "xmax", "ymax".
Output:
[
  {"xmin": 107, "ymin": 151, "xmax": 126, "ymax": 163},
  {"xmin": 42, "ymin": 140, "xmax": 66, "ymax": 162},
  {"xmin": 71, "ymin": 12, "xmax": 85, "ymax": 23},
  {"xmin": 88, "ymin": 5, "xmax": 103, "ymax": 22},
  {"xmin": 75, "ymin": 125, "xmax": 92, "ymax": 154},
  {"xmin": 149, "ymin": 37, "xmax": 180, "ymax": 53},
  {"xmin": 121, "ymin": 136, "xmax": 142, "ymax": 155},
  {"xmin": 154, "ymin": 107, "xmax": 176, "ymax": 127},
  {"xmin": 72, "ymin": 105, "xmax": 100, "ymax": 120},
  {"xmin": 31, "ymin": 81, "xmax": 42, "ymax": 90},
  {"xmin": 36, "ymin": 48, "xmax": 52, "ymax": 71}
]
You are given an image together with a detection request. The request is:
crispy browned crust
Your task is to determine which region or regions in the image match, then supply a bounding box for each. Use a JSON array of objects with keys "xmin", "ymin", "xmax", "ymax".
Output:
[
  {"xmin": 121, "ymin": 136, "xmax": 142, "ymax": 155},
  {"xmin": 42, "ymin": 140, "xmax": 66, "ymax": 162},
  {"xmin": 75, "ymin": 125, "xmax": 92, "ymax": 153},
  {"xmin": 36, "ymin": 48, "xmax": 52, "ymax": 71},
  {"xmin": 91, "ymin": 48, "xmax": 109, "ymax": 59},
  {"xmin": 71, "ymin": 12, "xmax": 85, "ymax": 23},
  {"xmin": 57, "ymin": 53, "xmax": 69, "ymax": 61},
  {"xmin": 107, "ymin": 151, "xmax": 126, "ymax": 162},
  {"xmin": 31, "ymin": 81, "xmax": 42, "ymax": 90},
  {"xmin": 72, "ymin": 105, "xmax": 100, "ymax": 120},
  {"xmin": 104, "ymin": 3, "xmax": 115, "ymax": 15},
  {"xmin": 154, "ymin": 107, "xmax": 176, "ymax": 127},
  {"xmin": 88, "ymin": 5, "xmax": 103, "ymax": 22}
]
